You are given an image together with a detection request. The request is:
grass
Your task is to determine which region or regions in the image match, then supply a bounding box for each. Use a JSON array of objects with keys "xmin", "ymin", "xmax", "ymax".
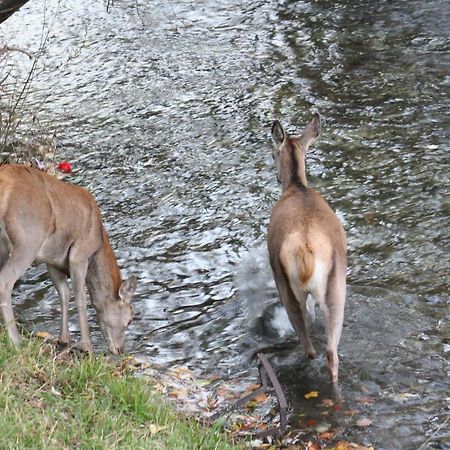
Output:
[{"xmin": 0, "ymin": 331, "xmax": 241, "ymax": 450}]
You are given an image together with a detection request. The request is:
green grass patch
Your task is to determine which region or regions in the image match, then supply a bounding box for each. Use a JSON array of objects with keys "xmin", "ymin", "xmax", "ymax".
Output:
[{"xmin": 0, "ymin": 331, "xmax": 241, "ymax": 449}]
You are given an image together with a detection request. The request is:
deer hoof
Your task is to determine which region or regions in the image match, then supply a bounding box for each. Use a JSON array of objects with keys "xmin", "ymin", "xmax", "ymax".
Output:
[
  {"xmin": 326, "ymin": 350, "xmax": 339, "ymax": 384},
  {"xmin": 58, "ymin": 334, "xmax": 71, "ymax": 347},
  {"xmin": 73, "ymin": 341, "xmax": 94, "ymax": 353}
]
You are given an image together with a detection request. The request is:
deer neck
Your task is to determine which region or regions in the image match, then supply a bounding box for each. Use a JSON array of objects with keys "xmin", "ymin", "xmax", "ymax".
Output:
[
  {"xmin": 86, "ymin": 230, "xmax": 122, "ymax": 310},
  {"xmin": 281, "ymin": 140, "xmax": 308, "ymax": 191}
]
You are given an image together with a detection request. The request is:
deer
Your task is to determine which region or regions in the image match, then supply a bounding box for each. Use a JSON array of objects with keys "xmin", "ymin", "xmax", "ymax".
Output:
[
  {"xmin": 267, "ymin": 113, "xmax": 347, "ymax": 383},
  {"xmin": 0, "ymin": 164, "xmax": 137, "ymax": 354}
]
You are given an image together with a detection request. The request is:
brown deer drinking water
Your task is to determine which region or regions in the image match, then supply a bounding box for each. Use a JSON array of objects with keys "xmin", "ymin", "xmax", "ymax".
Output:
[
  {"xmin": 0, "ymin": 164, "xmax": 137, "ymax": 354},
  {"xmin": 267, "ymin": 114, "xmax": 347, "ymax": 383}
]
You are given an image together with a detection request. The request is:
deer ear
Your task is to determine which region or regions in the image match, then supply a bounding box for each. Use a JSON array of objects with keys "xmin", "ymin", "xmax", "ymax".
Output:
[
  {"xmin": 300, "ymin": 113, "xmax": 321, "ymax": 149},
  {"xmin": 119, "ymin": 276, "xmax": 137, "ymax": 304},
  {"xmin": 271, "ymin": 120, "xmax": 285, "ymax": 146}
]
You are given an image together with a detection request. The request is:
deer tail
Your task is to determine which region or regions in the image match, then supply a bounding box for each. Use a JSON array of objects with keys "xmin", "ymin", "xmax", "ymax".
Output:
[{"xmin": 296, "ymin": 243, "xmax": 314, "ymax": 286}]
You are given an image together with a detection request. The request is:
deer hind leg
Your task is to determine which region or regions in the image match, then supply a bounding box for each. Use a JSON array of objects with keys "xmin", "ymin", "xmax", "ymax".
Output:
[
  {"xmin": 0, "ymin": 220, "xmax": 12, "ymax": 271},
  {"xmin": 275, "ymin": 273, "xmax": 316, "ymax": 359},
  {"xmin": 47, "ymin": 264, "xmax": 71, "ymax": 346},
  {"xmin": 0, "ymin": 242, "xmax": 37, "ymax": 346},
  {"xmin": 324, "ymin": 266, "xmax": 346, "ymax": 384}
]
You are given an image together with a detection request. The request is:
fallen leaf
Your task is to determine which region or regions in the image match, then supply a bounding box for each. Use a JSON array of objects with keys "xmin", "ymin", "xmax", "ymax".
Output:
[
  {"xmin": 207, "ymin": 374, "xmax": 221, "ymax": 382},
  {"xmin": 344, "ymin": 409, "xmax": 358, "ymax": 416},
  {"xmin": 153, "ymin": 382, "xmax": 165, "ymax": 393},
  {"xmin": 245, "ymin": 393, "xmax": 268, "ymax": 411},
  {"xmin": 169, "ymin": 366, "xmax": 193, "ymax": 380},
  {"xmin": 192, "ymin": 379, "xmax": 212, "ymax": 388},
  {"xmin": 306, "ymin": 442, "xmax": 321, "ymax": 450},
  {"xmin": 253, "ymin": 393, "xmax": 269, "ymax": 403},
  {"xmin": 306, "ymin": 418, "xmax": 317, "ymax": 427},
  {"xmin": 216, "ymin": 386, "xmax": 235, "ymax": 399},
  {"xmin": 249, "ymin": 439, "xmax": 271, "ymax": 449},
  {"xmin": 355, "ymin": 417, "xmax": 373, "ymax": 427},
  {"xmin": 51, "ymin": 386, "xmax": 62, "ymax": 397},
  {"xmin": 335, "ymin": 443, "xmax": 349, "ymax": 450},
  {"xmin": 305, "ymin": 391, "xmax": 319, "ymax": 399},
  {"xmin": 233, "ymin": 415, "xmax": 260, "ymax": 432},
  {"xmin": 387, "ymin": 392, "xmax": 419, "ymax": 403},
  {"xmin": 121, "ymin": 356, "xmax": 151, "ymax": 370},
  {"xmin": 321, "ymin": 398, "xmax": 334, "ymax": 407},
  {"xmin": 36, "ymin": 331, "xmax": 51, "ymax": 339},
  {"xmin": 244, "ymin": 383, "xmax": 262, "ymax": 393},
  {"xmin": 333, "ymin": 404, "xmax": 342, "ymax": 412},
  {"xmin": 357, "ymin": 396, "xmax": 374, "ymax": 405},
  {"xmin": 168, "ymin": 388, "xmax": 189, "ymax": 399},
  {"xmin": 335, "ymin": 442, "xmax": 375, "ymax": 450},
  {"xmin": 315, "ymin": 422, "xmax": 331, "ymax": 433},
  {"xmin": 255, "ymin": 422, "xmax": 269, "ymax": 431},
  {"xmin": 149, "ymin": 424, "xmax": 166, "ymax": 436},
  {"xmin": 246, "ymin": 400, "xmax": 258, "ymax": 411},
  {"xmin": 319, "ymin": 430, "xmax": 335, "ymax": 440}
]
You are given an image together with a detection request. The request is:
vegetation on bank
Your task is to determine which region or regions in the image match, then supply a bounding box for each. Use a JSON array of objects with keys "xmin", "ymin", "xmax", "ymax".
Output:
[
  {"xmin": 0, "ymin": 331, "xmax": 240, "ymax": 449},
  {"xmin": 1, "ymin": 32, "xmax": 57, "ymax": 167}
]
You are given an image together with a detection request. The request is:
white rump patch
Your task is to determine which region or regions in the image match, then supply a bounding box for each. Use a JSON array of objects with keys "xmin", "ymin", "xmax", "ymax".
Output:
[{"xmin": 306, "ymin": 259, "xmax": 329, "ymax": 311}]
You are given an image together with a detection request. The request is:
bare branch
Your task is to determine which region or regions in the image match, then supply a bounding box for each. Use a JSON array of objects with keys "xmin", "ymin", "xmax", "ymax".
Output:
[{"xmin": 0, "ymin": 45, "xmax": 33, "ymax": 59}]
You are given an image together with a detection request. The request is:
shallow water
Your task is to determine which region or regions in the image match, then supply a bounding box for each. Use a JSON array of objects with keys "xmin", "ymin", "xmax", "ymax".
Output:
[{"xmin": 2, "ymin": 0, "xmax": 449, "ymax": 448}]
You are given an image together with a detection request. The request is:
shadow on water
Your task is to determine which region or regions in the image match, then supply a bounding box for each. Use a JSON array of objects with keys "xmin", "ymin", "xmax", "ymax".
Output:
[{"xmin": 3, "ymin": 0, "xmax": 449, "ymax": 448}]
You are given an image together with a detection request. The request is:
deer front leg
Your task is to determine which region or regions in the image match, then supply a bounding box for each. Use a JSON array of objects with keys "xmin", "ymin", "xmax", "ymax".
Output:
[
  {"xmin": 47, "ymin": 264, "xmax": 71, "ymax": 346},
  {"xmin": 0, "ymin": 287, "xmax": 21, "ymax": 346},
  {"xmin": 69, "ymin": 258, "xmax": 93, "ymax": 353}
]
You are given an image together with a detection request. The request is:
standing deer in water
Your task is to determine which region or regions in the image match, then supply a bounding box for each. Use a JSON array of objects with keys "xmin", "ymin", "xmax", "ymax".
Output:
[
  {"xmin": 0, "ymin": 164, "xmax": 137, "ymax": 354},
  {"xmin": 267, "ymin": 114, "xmax": 347, "ymax": 383}
]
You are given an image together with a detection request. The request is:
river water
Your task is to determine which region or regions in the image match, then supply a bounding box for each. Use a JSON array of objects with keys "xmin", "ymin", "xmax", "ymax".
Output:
[{"xmin": 2, "ymin": 0, "xmax": 449, "ymax": 448}]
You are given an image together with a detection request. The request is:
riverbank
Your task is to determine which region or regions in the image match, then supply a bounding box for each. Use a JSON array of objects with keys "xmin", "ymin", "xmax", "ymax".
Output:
[{"xmin": 0, "ymin": 331, "xmax": 240, "ymax": 449}]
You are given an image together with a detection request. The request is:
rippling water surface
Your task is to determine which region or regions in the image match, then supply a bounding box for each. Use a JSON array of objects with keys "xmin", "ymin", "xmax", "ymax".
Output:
[{"xmin": 2, "ymin": 0, "xmax": 449, "ymax": 448}]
